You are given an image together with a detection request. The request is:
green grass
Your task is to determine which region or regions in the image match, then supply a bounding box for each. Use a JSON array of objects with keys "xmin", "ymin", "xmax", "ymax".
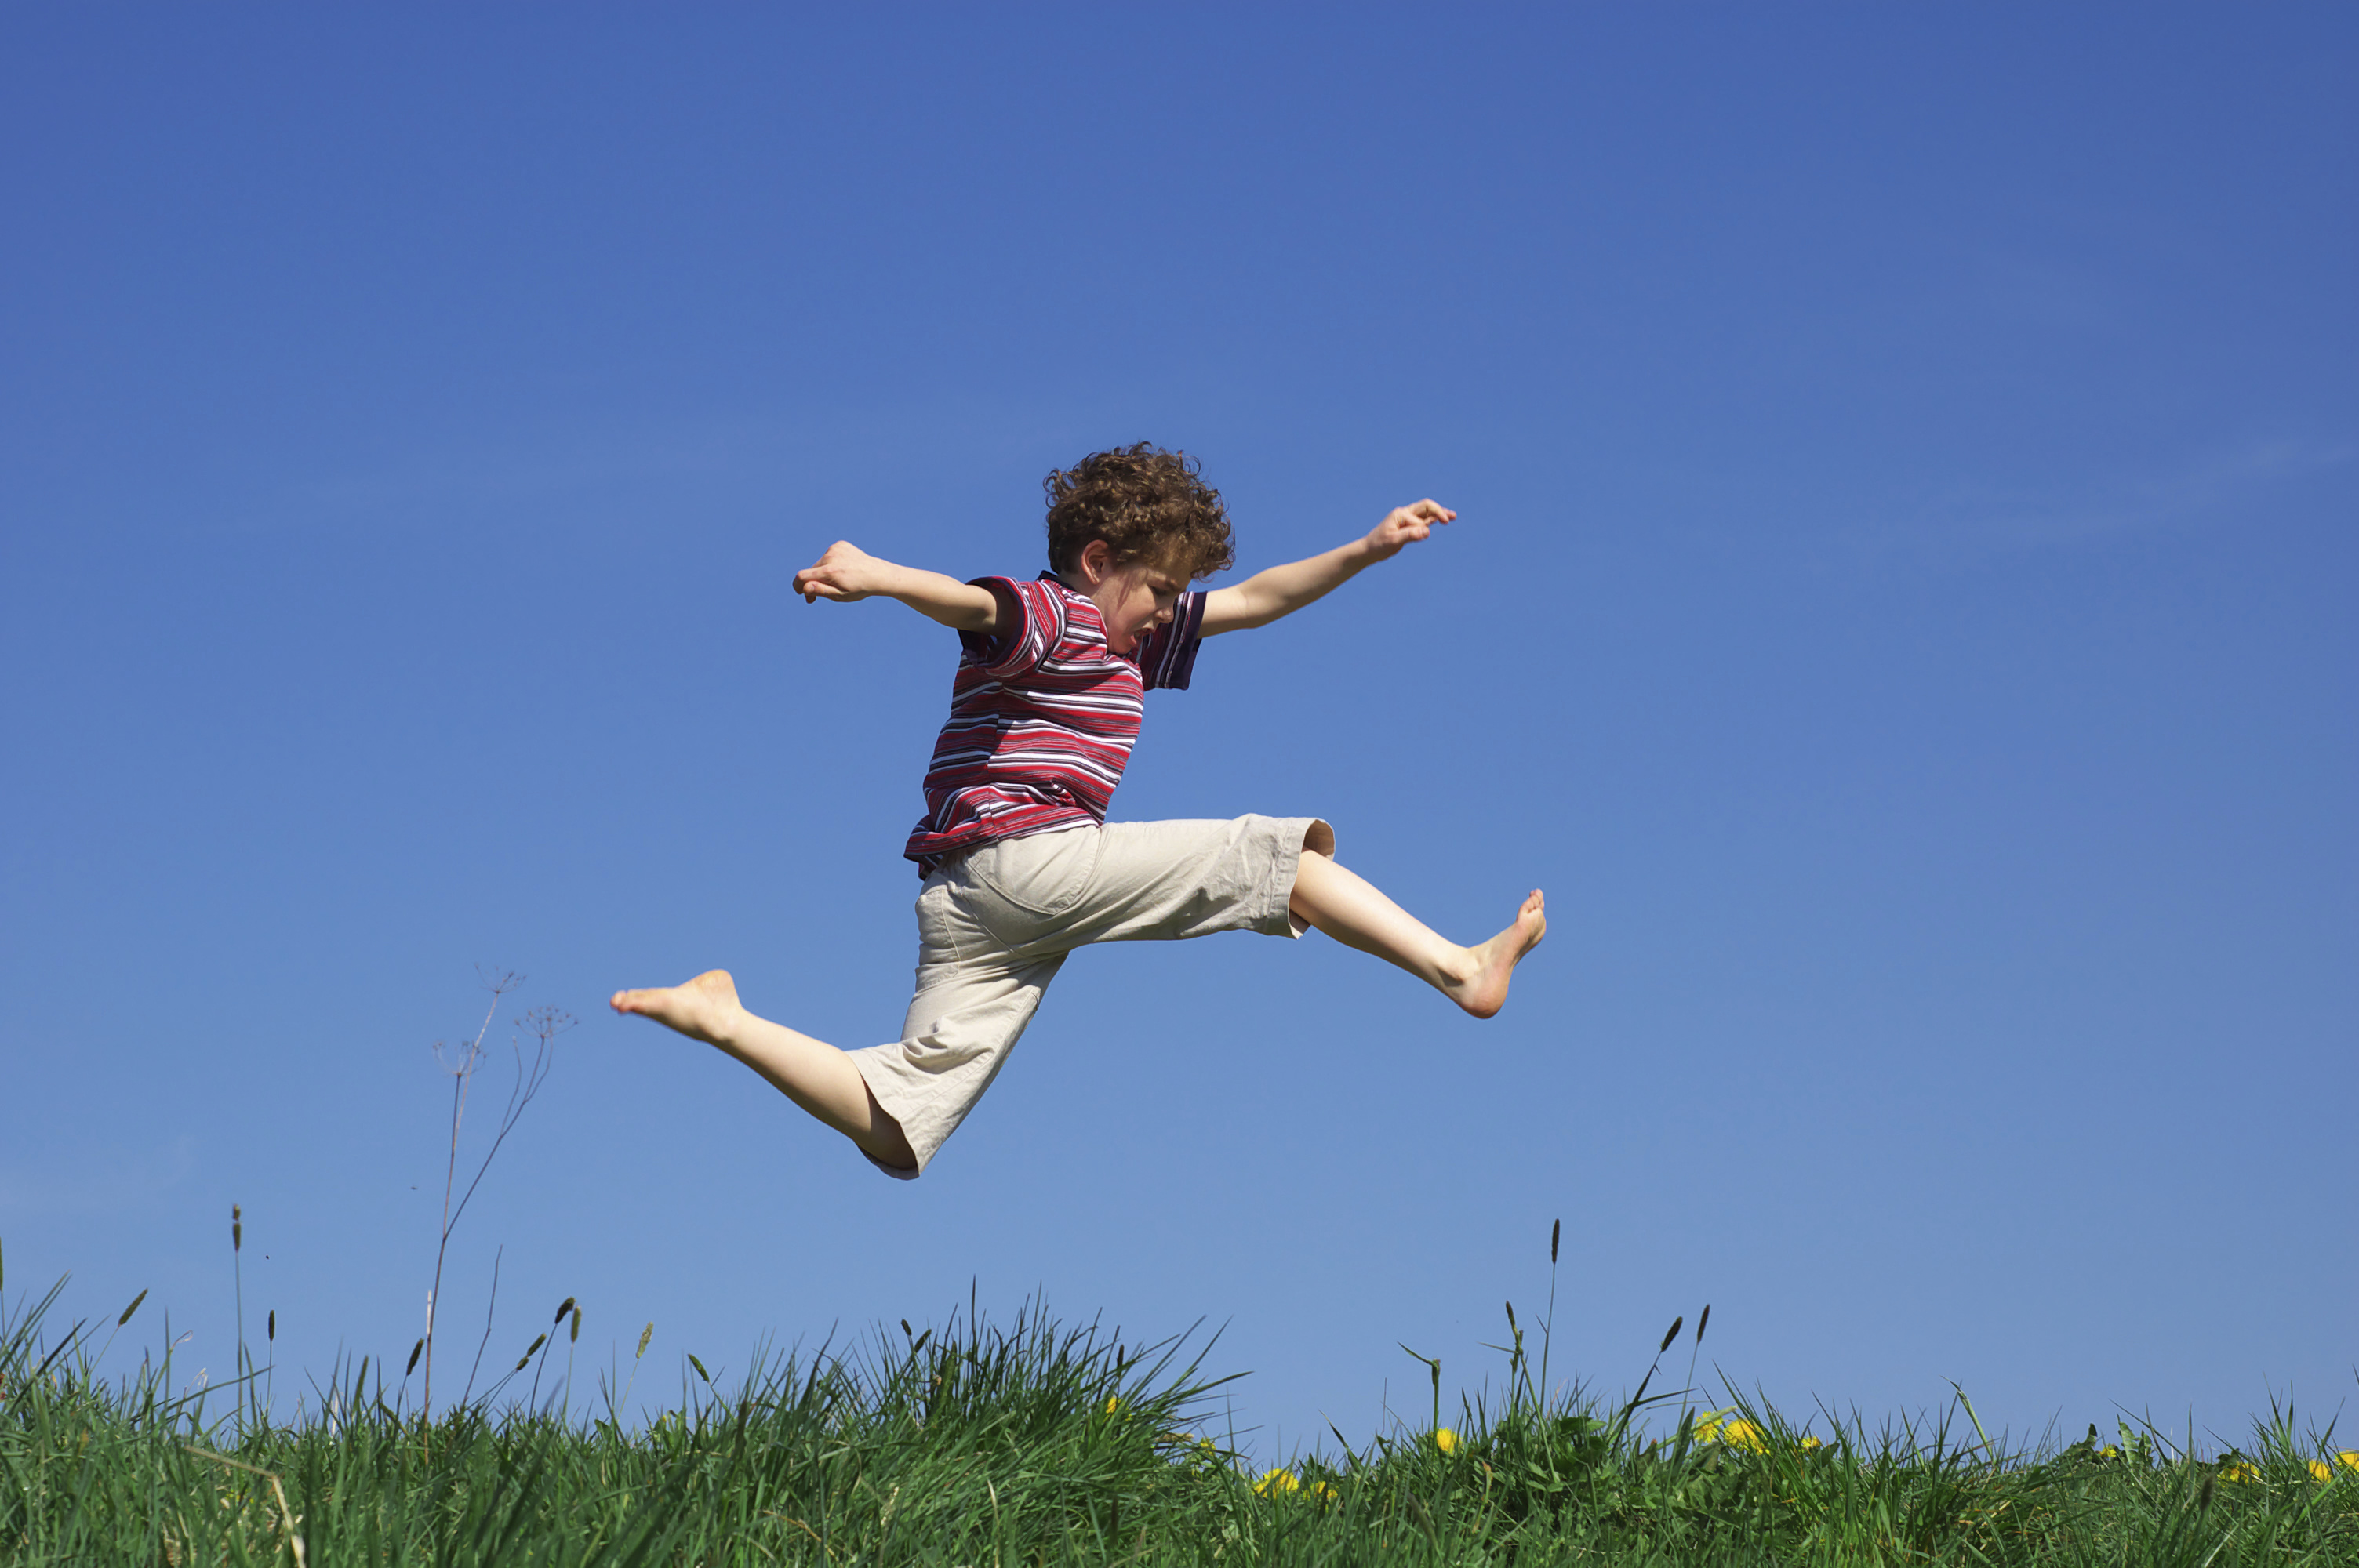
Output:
[{"xmin": 5, "ymin": 1278, "xmax": 2354, "ymax": 1566}]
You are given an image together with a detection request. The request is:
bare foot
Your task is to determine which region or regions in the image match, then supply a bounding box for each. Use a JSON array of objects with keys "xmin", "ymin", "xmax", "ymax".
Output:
[
  {"xmin": 1445, "ymin": 891, "xmax": 1547, "ymax": 1019},
  {"xmin": 609, "ymin": 969, "xmax": 746, "ymax": 1047}
]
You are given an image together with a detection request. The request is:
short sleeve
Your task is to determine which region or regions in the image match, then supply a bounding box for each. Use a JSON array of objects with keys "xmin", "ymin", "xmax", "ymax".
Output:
[
  {"xmin": 1132, "ymin": 590, "xmax": 1208, "ymax": 691},
  {"xmin": 958, "ymin": 577, "xmax": 1064, "ymax": 680}
]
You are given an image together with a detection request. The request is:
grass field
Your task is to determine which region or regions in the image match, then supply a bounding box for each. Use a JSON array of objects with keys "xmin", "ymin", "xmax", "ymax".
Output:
[{"xmin": 7, "ymin": 1265, "xmax": 2355, "ymax": 1566}]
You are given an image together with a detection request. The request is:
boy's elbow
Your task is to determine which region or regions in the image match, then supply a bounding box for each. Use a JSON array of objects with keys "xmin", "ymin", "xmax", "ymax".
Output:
[{"xmin": 1245, "ymin": 589, "xmax": 1299, "ymax": 628}]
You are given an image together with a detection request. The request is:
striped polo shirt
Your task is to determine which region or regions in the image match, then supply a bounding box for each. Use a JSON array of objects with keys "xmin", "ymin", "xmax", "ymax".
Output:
[{"xmin": 904, "ymin": 572, "xmax": 1206, "ymax": 871}]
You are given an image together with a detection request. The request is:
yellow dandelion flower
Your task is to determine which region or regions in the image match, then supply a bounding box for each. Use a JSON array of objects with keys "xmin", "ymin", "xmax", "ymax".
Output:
[
  {"xmin": 2219, "ymin": 1462, "xmax": 2259, "ymax": 1484},
  {"xmin": 1434, "ymin": 1428, "xmax": 1458, "ymax": 1454},
  {"xmin": 1719, "ymin": 1419, "xmax": 1768, "ymax": 1454},
  {"xmin": 2309, "ymin": 1459, "xmax": 2333, "ymax": 1483},
  {"xmin": 2340, "ymin": 1451, "xmax": 2359, "ymax": 1472},
  {"xmin": 1255, "ymin": 1468, "xmax": 1299, "ymax": 1497},
  {"xmin": 1691, "ymin": 1410, "xmax": 1771, "ymax": 1452}
]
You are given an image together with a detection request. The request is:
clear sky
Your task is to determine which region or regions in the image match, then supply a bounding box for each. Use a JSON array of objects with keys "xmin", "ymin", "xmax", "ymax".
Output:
[{"xmin": 3, "ymin": 5, "xmax": 2352, "ymax": 1459}]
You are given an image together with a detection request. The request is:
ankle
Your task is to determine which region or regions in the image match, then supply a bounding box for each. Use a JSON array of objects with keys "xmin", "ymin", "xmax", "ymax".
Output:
[{"xmin": 1437, "ymin": 943, "xmax": 1482, "ymax": 993}]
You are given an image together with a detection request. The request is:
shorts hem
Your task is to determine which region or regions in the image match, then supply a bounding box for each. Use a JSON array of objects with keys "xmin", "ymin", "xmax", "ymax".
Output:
[
  {"xmin": 850, "ymin": 1050, "xmax": 937, "ymax": 1179},
  {"xmin": 1262, "ymin": 816, "xmax": 1335, "ymax": 938}
]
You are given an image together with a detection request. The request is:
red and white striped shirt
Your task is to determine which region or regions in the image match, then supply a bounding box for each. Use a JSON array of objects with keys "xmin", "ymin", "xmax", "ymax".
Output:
[{"xmin": 904, "ymin": 572, "xmax": 1206, "ymax": 871}]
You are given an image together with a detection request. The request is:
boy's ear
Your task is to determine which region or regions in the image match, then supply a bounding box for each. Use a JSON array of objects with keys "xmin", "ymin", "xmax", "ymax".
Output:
[{"xmin": 1074, "ymin": 538, "xmax": 1114, "ymax": 586}]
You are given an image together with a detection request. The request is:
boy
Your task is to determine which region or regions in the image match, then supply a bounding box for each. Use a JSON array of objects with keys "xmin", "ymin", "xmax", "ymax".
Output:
[{"xmin": 612, "ymin": 445, "xmax": 1545, "ymax": 1178}]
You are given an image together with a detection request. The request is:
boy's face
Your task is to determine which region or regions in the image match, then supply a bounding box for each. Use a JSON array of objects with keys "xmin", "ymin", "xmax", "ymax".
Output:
[
  {"xmin": 1067, "ymin": 541, "xmax": 1187, "ymax": 653},
  {"xmin": 1096, "ymin": 560, "xmax": 1187, "ymax": 654}
]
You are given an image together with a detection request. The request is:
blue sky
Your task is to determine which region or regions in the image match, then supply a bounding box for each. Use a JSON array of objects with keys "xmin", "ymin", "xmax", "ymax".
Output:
[{"xmin": 2, "ymin": 5, "xmax": 2352, "ymax": 1457}]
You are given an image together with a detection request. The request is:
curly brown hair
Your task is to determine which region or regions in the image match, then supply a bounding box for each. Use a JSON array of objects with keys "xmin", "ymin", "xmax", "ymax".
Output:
[{"xmin": 1044, "ymin": 443, "xmax": 1236, "ymax": 582}]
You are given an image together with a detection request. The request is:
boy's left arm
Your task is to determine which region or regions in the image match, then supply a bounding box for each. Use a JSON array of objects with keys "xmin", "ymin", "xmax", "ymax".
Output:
[{"xmin": 1198, "ymin": 499, "xmax": 1456, "ymax": 636}]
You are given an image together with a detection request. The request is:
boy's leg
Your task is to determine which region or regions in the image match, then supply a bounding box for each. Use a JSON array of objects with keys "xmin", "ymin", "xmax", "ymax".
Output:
[
  {"xmin": 1288, "ymin": 848, "xmax": 1547, "ymax": 1019},
  {"xmin": 609, "ymin": 971, "xmax": 918, "ymax": 1170}
]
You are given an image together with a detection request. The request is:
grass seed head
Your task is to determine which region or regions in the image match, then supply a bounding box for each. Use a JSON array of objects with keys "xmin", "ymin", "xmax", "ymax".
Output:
[
  {"xmin": 267, "ymin": 1310, "xmax": 274, "ymax": 1342},
  {"xmin": 688, "ymin": 1352, "xmax": 711, "ymax": 1384},
  {"xmin": 1550, "ymin": 1218, "xmax": 1560, "ymax": 1265},
  {"xmin": 2201, "ymin": 1474, "xmax": 2216, "ymax": 1510},
  {"xmin": 406, "ymin": 1339, "xmax": 423, "ymax": 1376},
  {"xmin": 569, "ymin": 1305, "xmax": 581, "ymax": 1343},
  {"xmin": 231, "ymin": 1206, "xmax": 242, "ymax": 1253},
  {"xmin": 1696, "ymin": 1304, "xmax": 1710, "ymax": 1344},
  {"xmin": 1659, "ymin": 1316, "xmax": 1684, "ymax": 1354},
  {"xmin": 637, "ymin": 1323, "xmax": 653, "ymax": 1360},
  {"xmin": 118, "ymin": 1288, "xmax": 148, "ymax": 1327}
]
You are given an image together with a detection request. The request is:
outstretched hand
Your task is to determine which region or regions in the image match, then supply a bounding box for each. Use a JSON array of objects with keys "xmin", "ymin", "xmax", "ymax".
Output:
[
  {"xmin": 1362, "ymin": 499, "xmax": 1457, "ymax": 561},
  {"xmin": 794, "ymin": 540, "xmax": 889, "ymax": 604}
]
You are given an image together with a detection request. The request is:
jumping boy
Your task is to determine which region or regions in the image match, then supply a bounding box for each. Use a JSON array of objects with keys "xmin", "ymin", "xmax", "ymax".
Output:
[{"xmin": 612, "ymin": 445, "xmax": 1546, "ymax": 1178}]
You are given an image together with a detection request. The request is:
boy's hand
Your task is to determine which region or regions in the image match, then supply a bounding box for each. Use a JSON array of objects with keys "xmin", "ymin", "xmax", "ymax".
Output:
[
  {"xmin": 1361, "ymin": 499, "xmax": 1456, "ymax": 561},
  {"xmin": 794, "ymin": 541, "xmax": 889, "ymax": 604}
]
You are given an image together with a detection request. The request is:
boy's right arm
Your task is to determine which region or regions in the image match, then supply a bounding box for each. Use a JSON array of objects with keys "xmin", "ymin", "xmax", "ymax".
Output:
[{"xmin": 793, "ymin": 541, "xmax": 1004, "ymax": 633}]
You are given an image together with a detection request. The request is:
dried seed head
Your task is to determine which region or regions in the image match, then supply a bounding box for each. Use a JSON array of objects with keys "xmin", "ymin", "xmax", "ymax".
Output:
[
  {"xmin": 1659, "ymin": 1317, "xmax": 1684, "ymax": 1355},
  {"xmin": 554, "ymin": 1297, "xmax": 576, "ymax": 1325},
  {"xmin": 118, "ymin": 1288, "xmax": 148, "ymax": 1327},
  {"xmin": 1696, "ymin": 1305, "xmax": 1710, "ymax": 1345},
  {"xmin": 569, "ymin": 1305, "xmax": 581, "ymax": 1344},
  {"xmin": 637, "ymin": 1323, "xmax": 653, "ymax": 1360},
  {"xmin": 1550, "ymin": 1218, "xmax": 1561, "ymax": 1266},
  {"xmin": 406, "ymin": 1338, "xmax": 424, "ymax": 1376}
]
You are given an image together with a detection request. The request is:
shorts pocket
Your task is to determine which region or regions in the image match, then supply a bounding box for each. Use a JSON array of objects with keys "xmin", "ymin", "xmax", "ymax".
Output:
[
  {"xmin": 914, "ymin": 877, "xmax": 967, "ymax": 966},
  {"xmin": 961, "ymin": 827, "xmax": 1103, "ymax": 938}
]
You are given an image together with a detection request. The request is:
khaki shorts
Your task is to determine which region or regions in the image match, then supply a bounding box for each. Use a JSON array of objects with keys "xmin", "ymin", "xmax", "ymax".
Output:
[{"xmin": 849, "ymin": 814, "xmax": 1335, "ymax": 1178}]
